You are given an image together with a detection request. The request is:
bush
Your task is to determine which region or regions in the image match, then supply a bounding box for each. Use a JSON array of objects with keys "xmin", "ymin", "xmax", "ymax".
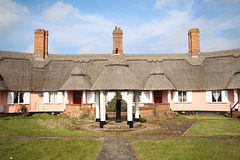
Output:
[
  {"xmin": 20, "ymin": 105, "xmax": 28, "ymax": 116},
  {"xmin": 106, "ymin": 95, "xmax": 127, "ymax": 112}
]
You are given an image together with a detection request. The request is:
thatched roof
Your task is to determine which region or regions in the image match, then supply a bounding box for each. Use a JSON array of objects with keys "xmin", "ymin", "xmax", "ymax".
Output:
[
  {"xmin": 60, "ymin": 67, "xmax": 92, "ymax": 90},
  {"xmin": 143, "ymin": 67, "xmax": 175, "ymax": 90},
  {"xmin": 0, "ymin": 75, "xmax": 8, "ymax": 90},
  {"xmin": 91, "ymin": 55, "xmax": 141, "ymax": 90},
  {"xmin": 227, "ymin": 72, "xmax": 240, "ymax": 89},
  {"xmin": 0, "ymin": 48, "xmax": 239, "ymax": 91}
]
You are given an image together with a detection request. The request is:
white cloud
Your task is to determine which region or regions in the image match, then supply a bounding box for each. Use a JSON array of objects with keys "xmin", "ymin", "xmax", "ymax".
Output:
[
  {"xmin": 43, "ymin": 1, "xmax": 75, "ymax": 22},
  {"xmin": 0, "ymin": 0, "xmax": 29, "ymax": 30},
  {"xmin": 39, "ymin": 1, "xmax": 115, "ymax": 54},
  {"xmin": 154, "ymin": 0, "xmax": 180, "ymax": 9}
]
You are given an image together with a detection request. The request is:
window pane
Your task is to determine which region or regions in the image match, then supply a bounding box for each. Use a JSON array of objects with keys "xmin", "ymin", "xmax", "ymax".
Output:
[
  {"xmin": 212, "ymin": 91, "xmax": 216, "ymax": 102},
  {"xmin": 49, "ymin": 92, "xmax": 58, "ymax": 103},
  {"xmin": 14, "ymin": 92, "xmax": 18, "ymax": 104},
  {"xmin": 217, "ymin": 91, "xmax": 222, "ymax": 102},
  {"xmin": 19, "ymin": 93, "xmax": 24, "ymax": 103},
  {"xmin": 183, "ymin": 92, "xmax": 187, "ymax": 102},
  {"xmin": 178, "ymin": 92, "xmax": 182, "ymax": 102}
]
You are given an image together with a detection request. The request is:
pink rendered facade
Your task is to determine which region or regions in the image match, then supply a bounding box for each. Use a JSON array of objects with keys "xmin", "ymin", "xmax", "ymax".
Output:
[
  {"xmin": 1, "ymin": 89, "xmax": 238, "ymax": 114},
  {"xmin": 170, "ymin": 90, "xmax": 239, "ymax": 112}
]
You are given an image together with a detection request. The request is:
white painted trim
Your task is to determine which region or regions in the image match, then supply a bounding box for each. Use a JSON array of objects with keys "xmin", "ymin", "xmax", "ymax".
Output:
[
  {"xmin": 187, "ymin": 91, "xmax": 192, "ymax": 103},
  {"xmin": 100, "ymin": 91, "xmax": 106, "ymax": 121},
  {"xmin": 206, "ymin": 91, "xmax": 212, "ymax": 103},
  {"xmin": 135, "ymin": 91, "xmax": 139, "ymax": 119},
  {"xmin": 57, "ymin": 92, "xmax": 63, "ymax": 103},
  {"xmin": 82, "ymin": 91, "xmax": 86, "ymax": 104},
  {"xmin": 149, "ymin": 91, "xmax": 153, "ymax": 103},
  {"xmin": 64, "ymin": 91, "xmax": 68, "ymax": 110},
  {"xmin": 96, "ymin": 91, "xmax": 100, "ymax": 120},
  {"xmin": 43, "ymin": 92, "xmax": 49, "ymax": 104},
  {"xmin": 173, "ymin": 91, "xmax": 178, "ymax": 103},
  {"xmin": 222, "ymin": 90, "xmax": 228, "ymax": 103},
  {"xmin": 24, "ymin": 92, "xmax": 30, "ymax": 104},
  {"xmin": 127, "ymin": 91, "xmax": 133, "ymax": 121},
  {"xmin": 7, "ymin": 92, "xmax": 14, "ymax": 104}
]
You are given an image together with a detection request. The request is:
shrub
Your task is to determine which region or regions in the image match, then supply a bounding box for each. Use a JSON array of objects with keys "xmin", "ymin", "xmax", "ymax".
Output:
[
  {"xmin": 106, "ymin": 95, "xmax": 127, "ymax": 112},
  {"xmin": 20, "ymin": 105, "xmax": 28, "ymax": 116}
]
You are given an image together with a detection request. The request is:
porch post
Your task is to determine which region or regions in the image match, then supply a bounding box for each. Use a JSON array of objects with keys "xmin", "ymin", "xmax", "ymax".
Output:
[
  {"xmin": 150, "ymin": 91, "xmax": 153, "ymax": 103},
  {"xmin": 127, "ymin": 91, "xmax": 133, "ymax": 128},
  {"xmin": 64, "ymin": 90, "xmax": 68, "ymax": 111},
  {"xmin": 95, "ymin": 91, "xmax": 100, "ymax": 122},
  {"xmin": 82, "ymin": 91, "xmax": 86, "ymax": 104},
  {"xmin": 100, "ymin": 91, "xmax": 106, "ymax": 128},
  {"xmin": 135, "ymin": 91, "xmax": 140, "ymax": 122},
  {"xmin": 234, "ymin": 89, "xmax": 238, "ymax": 111},
  {"xmin": 168, "ymin": 90, "xmax": 172, "ymax": 109}
]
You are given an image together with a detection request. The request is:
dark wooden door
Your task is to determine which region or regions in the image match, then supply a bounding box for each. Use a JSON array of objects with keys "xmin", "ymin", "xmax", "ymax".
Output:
[
  {"xmin": 74, "ymin": 91, "xmax": 82, "ymax": 104},
  {"xmin": 154, "ymin": 91, "xmax": 162, "ymax": 103}
]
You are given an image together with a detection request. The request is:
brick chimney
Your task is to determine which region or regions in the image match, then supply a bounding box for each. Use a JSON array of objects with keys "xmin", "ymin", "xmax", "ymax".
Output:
[
  {"xmin": 34, "ymin": 29, "xmax": 48, "ymax": 59},
  {"xmin": 112, "ymin": 26, "xmax": 123, "ymax": 55},
  {"xmin": 188, "ymin": 28, "xmax": 200, "ymax": 57}
]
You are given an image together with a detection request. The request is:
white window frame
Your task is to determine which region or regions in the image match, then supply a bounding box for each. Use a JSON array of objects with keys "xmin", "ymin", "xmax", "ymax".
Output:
[
  {"xmin": 173, "ymin": 91, "xmax": 192, "ymax": 103},
  {"xmin": 43, "ymin": 92, "xmax": 63, "ymax": 104},
  {"xmin": 7, "ymin": 92, "xmax": 30, "ymax": 104},
  {"xmin": 206, "ymin": 90, "xmax": 228, "ymax": 103}
]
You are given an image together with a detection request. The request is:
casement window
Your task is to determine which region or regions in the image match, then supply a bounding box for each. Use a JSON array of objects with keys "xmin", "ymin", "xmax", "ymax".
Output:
[
  {"xmin": 7, "ymin": 92, "xmax": 30, "ymax": 104},
  {"xmin": 173, "ymin": 91, "xmax": 192, "ymax": 103},
  {"xmin": 206, "ymin": 91, "xmax": 228, "ymax": 103},
  {"xmin": 43, "ymin": 92, "xmax": 63, "ymax": 104}
]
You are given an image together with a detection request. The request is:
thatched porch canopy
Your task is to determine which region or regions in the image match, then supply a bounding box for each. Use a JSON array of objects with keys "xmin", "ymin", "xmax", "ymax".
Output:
[
  {"xmin": 91, "ymin": 55, "xmax": 141, "ymax": 91},
  {"xmin": 143, "ymin": 67, "xmax": 175, "ymax": 90},
  {"xmin": 60, "ymin": 67, "xmax": 92, "ymax": 90}
]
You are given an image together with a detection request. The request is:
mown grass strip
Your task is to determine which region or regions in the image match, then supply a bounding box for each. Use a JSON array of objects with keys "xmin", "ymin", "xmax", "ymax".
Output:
[
  {"xmin": 133, "ymin": 139, "xmax": 240, "ymax": 160},
  {"xmin": 186, "ymin": 119, "xmax": 240, "ymax": 137},
  {"xmin": 0, "ymin": 138, "xmax": 103, "ymax": 160}
]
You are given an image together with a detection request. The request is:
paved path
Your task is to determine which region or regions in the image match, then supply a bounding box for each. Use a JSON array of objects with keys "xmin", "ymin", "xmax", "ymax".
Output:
[{"xmin": 97, "ymin": 135, "xmax": 137, "ymax": 160}]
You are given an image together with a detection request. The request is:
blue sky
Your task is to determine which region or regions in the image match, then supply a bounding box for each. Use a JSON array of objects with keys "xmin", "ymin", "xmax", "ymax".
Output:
[{"xmin": 0, "ymin": 0, "xmax": 240, "ymax": 54}]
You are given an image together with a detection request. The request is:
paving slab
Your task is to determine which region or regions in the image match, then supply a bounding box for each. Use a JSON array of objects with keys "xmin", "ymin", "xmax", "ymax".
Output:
[{"xmin": 97, "ymin": 135, "xmax": 137, "ymax": 160}]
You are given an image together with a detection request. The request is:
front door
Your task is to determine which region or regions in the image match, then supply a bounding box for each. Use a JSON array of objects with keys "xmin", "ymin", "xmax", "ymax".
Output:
[
  {"xmin": 154, "ymin": 91, "xmax": 162, "ymax": 103},
  {"xmin": 74, "ymin": 91, "xmax": 82, "ymax": 104}
]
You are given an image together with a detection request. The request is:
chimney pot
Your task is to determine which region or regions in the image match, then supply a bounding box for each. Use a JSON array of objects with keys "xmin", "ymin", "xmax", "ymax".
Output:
[
  {"xmin": 188, "ymin": 28, "xmax": 200, "ymax": 57},
  {"xmin": 34, "ymin": 29, "xmax": 48, "ymax": 59},
  {"xmin": 112, "ymin": 26, "xmax": 123, "ymax": 55}
]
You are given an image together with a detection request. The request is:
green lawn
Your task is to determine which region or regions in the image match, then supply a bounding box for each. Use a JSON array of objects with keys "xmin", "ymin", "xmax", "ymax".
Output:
[
  {"xmin": 0, "ymin": 138, "xmax": 103, "ymax": 160},
  {"xmin": 186, "ymin": 119, "xmax": 240, "ymax": 137},
  {"xmin": 0, "ymin": 115, "xmax": 101, "ymax": 137},
  {"xmin": 133, "ymin": 139, "xmax": 240, "ymax": 160}
]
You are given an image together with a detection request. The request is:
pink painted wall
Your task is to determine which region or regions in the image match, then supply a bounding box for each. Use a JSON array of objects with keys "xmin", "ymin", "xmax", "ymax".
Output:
[
  {"xmin": 171, "ymin": 90, "xmax": 235, "ymax": 112},
  {"xmin": 1, "ymin": 91, "xmax": 65, "ymax": 113},
  {"xmin": 162, "ymin": 90, "xmax": 169, "ymax": 103}
]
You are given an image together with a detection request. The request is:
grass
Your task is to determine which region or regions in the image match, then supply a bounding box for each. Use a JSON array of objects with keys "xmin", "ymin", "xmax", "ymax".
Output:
[
  {"xmin": 0, "ymin": 138, "xmax": 103, "ymax": 160},
  {"xmin": 133, "ymin": 139, "xmax": 240, "ymax": 160},
  {"xmin": 186, "ymin": 119, "xmax": 240, "ymax": 137},
  {"xmin": 178, "ymin": 115, "xmax": 230, "ymax": 119},
  {"xmin": 0, "ymin": 114, "xmax": 101, "ymax": 137}
]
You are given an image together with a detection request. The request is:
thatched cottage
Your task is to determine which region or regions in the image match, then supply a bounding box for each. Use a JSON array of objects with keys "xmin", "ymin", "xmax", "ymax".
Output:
[{"xmin": 0, "ymin": 26, "xmax": 239, "ymax": 128}]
